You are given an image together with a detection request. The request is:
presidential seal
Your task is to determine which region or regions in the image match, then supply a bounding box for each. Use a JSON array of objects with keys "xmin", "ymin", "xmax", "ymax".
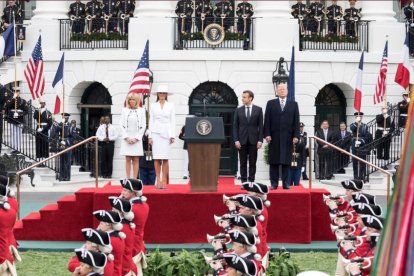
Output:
[
  {"xmin": 196, "ymin": 119, "xmax": 213, "ymax": 136},
  {"xmin": 203, "ymin": 23, "xmax": 225, "ymax": 46}
]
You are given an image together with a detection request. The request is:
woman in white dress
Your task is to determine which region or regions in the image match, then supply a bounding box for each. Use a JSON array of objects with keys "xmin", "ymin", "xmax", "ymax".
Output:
[
  {"xmin": 120, "ymin": 93, "xmax": 146, "ymax": 178},
  {"xmin": 148, "ymin": 84, "xmax": 176, "ymax": 189}
]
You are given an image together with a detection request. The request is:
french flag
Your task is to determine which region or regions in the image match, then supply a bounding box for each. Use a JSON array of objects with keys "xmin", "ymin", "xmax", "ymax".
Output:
[
  {"xmin": 0, "ymin": 24, "xmax": 15, "ymax": 59},
  {"xmin": 395, "ymin": 33, "xmax": 413, "ymax": 90},
  {"xmin": 52, "ymin": 53, "xmax": 65, "ymax": 115},
  {"xmin": 354, "ymin": 52, "xmax": 364, "ymax": 112}
]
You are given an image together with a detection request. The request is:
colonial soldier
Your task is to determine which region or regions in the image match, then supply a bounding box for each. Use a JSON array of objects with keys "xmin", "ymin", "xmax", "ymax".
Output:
[
  {"xmin": 326, "ymin": 0, "xmax": 343, "ymax": 35},
  {"xmin": 117, "ymin": 0, "xmax": 135, "ymax": 34},
  {"xmin": 33, "ymin": 99, "xmax": 52, "ymax": 160},
  {"xmin": 208, "ymin": 252, "xmax": 259, "ymax": 276},
  {"xmin": 5, "ymin": 87, "xmax": 28, "ymax": 154},
  {"xmin": 214, "ymin": 0, "xmax": 233, "ymax": 31},
  {"xmin": 398, "ymin": 93, "xmax": 410, "ymax": 130},
  {"xmin": 58, "ymin": 113, "xmax": 74, "ymax": 181},
  {"xmin": 344, "ymin": 0, "xmax": 361, "ymax": 37},
  {"xmin": 291, "ymin": 0, "xmax": 308, "ymax": 35},
  {"xmin": 0, "ymin": 184, "xmax": 17, "ymax": 276},
  {"xmin": 68, "ymin": 0, "xmax": 86, "ymax": 34},
  {"xmin": 86, "ymin": 0, "xmax": 102, "ymax": 33},
  {"xmin": 308, "ymin": 0, "xmax": 324, "ymax": 35},
  {"xmin": 1, "ymin": 0, "xmax": 22, "ymax": 29},
  {"xmin": 102, "ymin": 0, "xmax": 119, "ymax": 33},
  {"xmin": 73, "ymin": 248, "xmax": 107, "ymax": 276},
  {"xmin": 236, "ymin": 0, "xmax": 254, "ymax": 50},
  {"xmin": 175, "ymin": 0, "xmax": 193, "ymax": 36},
  {"xmin": 195, "ymin": 0, "xmax": 213, "ymax": 32},
  {"xmin": 350, "ymin": 112, "xmax": 371, "ymax": 181},
  {"xmin": 375, "ymin": 107, "xmax": 395, "ymax": 170}
]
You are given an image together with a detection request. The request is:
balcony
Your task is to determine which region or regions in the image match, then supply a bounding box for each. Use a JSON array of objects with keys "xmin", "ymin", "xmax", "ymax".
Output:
[
  {"xmin": 59, "ymin": 18, "xmax": 128, "ymax": 50},
  {"xmin": 299, "ymin": 19, "xmax": 369, "ymax": 52},
  {"xmin": 173, "ymin": 17, "xmax": 255, "ymax": 50}
]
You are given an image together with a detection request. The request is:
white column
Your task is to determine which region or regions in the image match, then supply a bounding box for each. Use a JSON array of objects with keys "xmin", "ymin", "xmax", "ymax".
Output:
[
  {"xmin": 129, "ymin": 1, "xmax": 175, "ymax": 51},
  {"xmin": 254, "ymin": 0, "xmax": 292, "ymax": 19},
  {"xmin": 361, "ymin": 1, "xmax": 396, "ymax": 22},
  {"xmin": 32, "ymin": 0, "xmax": 69, "ymax": 20}
]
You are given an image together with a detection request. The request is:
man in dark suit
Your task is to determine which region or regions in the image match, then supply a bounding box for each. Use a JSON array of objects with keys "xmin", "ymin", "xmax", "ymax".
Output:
[
  {"xmin": 332, "ymin": 121, "xmax": 352, "ymax": 174},
  {"xmin": 315, "ymin": 120, "xmax": 334, "ymax": 180},
  {"xmin": 264, "ymin": 83, "xmax": 300, "ymax": 190},
  {"xmin": 233, "ymin": 90, "xmax": 263, "ymax": 183}
]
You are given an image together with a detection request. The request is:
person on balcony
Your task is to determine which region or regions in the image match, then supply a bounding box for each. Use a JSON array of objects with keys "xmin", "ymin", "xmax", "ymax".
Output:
[
  {"xmin": 404, "ymin": 0, "xmax": 414, "ymax": 27},
  {"xmin": 1, "ymin": 0, "xmax": 22, "ymax": 30},
  {"xmin": 398, "ymin": 93, "xmax": 410, "ymax": 130},
  {"xmin": 344, "ymin": 0, "xmax": 361, "ymax": 37},
  {"xmin": 175, "ymin": 0, "xmax": 193, "ymax": 41},
  {"xmin": 195, "ymin": 0, "xmax": 213, "ymax": 32},
  {"xmin": 333, "ymin": 121, "xmax": 352, "ymax": 174},
  {"xmin": 214, "ymin": 0, "xmax": 233, "ymax": 32},
  {"xmin": 5, "ymin": 87, "xmax": 27, "ymax": 154},
  {"xmin": 68, "ymin": 0, "xmax": 86, "ymax": 34},
  {"xmin": 326, "ymin": 0, "xmax": 343, "ymax": 35},
  {"xmin": 33, "ymin": 99, "xmax": 52, "ymax": 162},
  {"xmin": 58, "ymin": 113, "xmax": 75, "ymax": 181},
  {"xmin": 86, "ymin": 0, "xmax": 102, "ymax": 33},
  {"xmin": 102, "ymin": 0, "xmax": 119, "ymax": 33},
  {"xmin": 375, "ymin": 107, "xmax": 395, "ymax": 170},
  {"xmin": 307, "ymin": 0, "xmax": 324, "ymax": 35},
  {"xmin": 117, "ymin": 0, "xmax": 135, "ymax": 35},
  {"xmin": 291, "ymin": 0, "xmax": 309, "ymax": 36},
  {"xmin": 350, "ymin": 112, "xmax": 371, "ymax": 181},
  {"xmin": 315, "ymin": 120, "xmax": 334, "ymax": 180},
  {"xmin": 236, "ymin": 0, "xmax": 254, "ymax": 50}
]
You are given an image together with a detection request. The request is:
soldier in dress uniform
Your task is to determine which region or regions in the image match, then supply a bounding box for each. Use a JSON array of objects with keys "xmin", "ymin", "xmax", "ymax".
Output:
[
  {"xmin": 236, "ymin": 0, "xmax": 254, "ymax": 50},
  {"xmin": 344, "ymin": 0, "xmax": 361, "ymax": 37},
  {"xmin": 350, "ymin": 112, "xmax": 371, "ymax": 181},
  {"xmin": 86, "ymin": 0, "xmax": 102, "ymax": 33},
  {"xmin": 58, "ymin": 113, "xmax": 75, "ymax": 181},
  {"xmin": 73, "ymin": 248, "xmax": 108, "ymax": 276},
  {"xmin": 291, "ymin": 0, "xmax": 308, "ymax": 35},
  {"xmin": 298, "ymin": 122, "xmax": 309, "ymax": 180},
  {"xmin": 102, "ymin": 0, "xmax": 119, "ymax": 33},
  {"xmin": 1, "ymin": 0, "xmax": 22, "ymax": 30},
  {"xmin": 70, "ymin": 119, "xmax": 82, "ymax": 166},
  {"xmin": 195, "ymin": 0, "xmax": 213, "ymax": 32},
  {"xmin": 33, "ymin": 99, "xmax": 52, "ymax": 160},
  {"xmin": 308, "ymin": 0, "xmax": 324, "ymax": 35},
  {"xmin": 49, "ymin": 117, "xmax": 60, "ymax": 154},
  {"xmin": 214, "ymin": 0, "xmax": 233, "ymax": 31},
  {"xmin": 175, "ymin": 0, "xmax": 193, "ymax": 37},
  {"xmin": 404, "ymin": 0, "xmax": 414, "ymax": 26},
  {"xmin": 326, "ymin": 0, "xmax": 343, "ymax": 35},
  {"xmin": 374, "ymin": 107, "xmax": 395, "ymax": 170},
  {"xmin": 0, "ymin": 184, "xmax": 17, "ymax": 276},
  {"xmin": 0, "ymin": 85, "xmax": 6, "ymax": 153},
  {"xmin": 398, "ymin": 93, "xmax": 410, "ymax": 130},
  {"xmin": 117, "ymin": 0, "xmax": 135, "ymax": 34},
  {"xmin": 5, "ymin": 87, "xmax": 28, "ymax": 154},
  {"xmin": 68, "ymin": 0, "xmax": 86, "ymax": 34}
]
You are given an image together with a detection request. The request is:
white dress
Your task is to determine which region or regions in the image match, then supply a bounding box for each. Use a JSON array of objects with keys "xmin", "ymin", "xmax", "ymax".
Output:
[
  {"xmin": 149, "ymin": 101, "xmax": 176, "ymax": 160},
  {"xmin": 120, "ymin": 107, "xmax": 146, "ymax": 156}
]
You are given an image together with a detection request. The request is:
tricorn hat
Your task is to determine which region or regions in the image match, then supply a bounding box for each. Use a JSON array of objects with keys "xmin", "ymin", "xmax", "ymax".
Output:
[
  {"xmin": 81, "ymin": 228, "xmax": 112, "ymax": 254},
  {"xmin": 93, "ymin": 210, "xmax": 123, "ymax": 231},
  {"xmin": 222, "ymin": 253, "xmax": 258, "ymax": 276},
  {"xmin": 352, "ymin": 193, "xmax": 376, "ymax": 205},
  {"xmin": 361, "ymin": 215, "xmax": 384, "ymax": 230},
  {"xmin": 242, "ymin": 182, "xmax": 269, "ymax": 195},
  {"xmin": 352, "ymin": 203, "xmax": 382, "ymax": 217},
  {"xmin": 232, "ymin": 194, "xmax": 264, "ymax": 212},
  {"xmin": 75, "ymin": 248, "xmax": 107, "ymax": 271},
  {"xmin": 0, "ymin": 175, "xmax": 9, "ymax": 186},
  {"xmin": 341, "ymin": 179, "xmax": 363, "ymax": 191},
  {"xmin": 108, "ymin": 196, "xmax": 134, "ymax": 222},
  {"xmin": 120, "ymin": 179, "xmax": 143, "ymax": 196}
]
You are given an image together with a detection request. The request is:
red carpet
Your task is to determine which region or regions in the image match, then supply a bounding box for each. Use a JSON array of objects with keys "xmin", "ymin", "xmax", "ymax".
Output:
[{"xmin": 14, "ymin": 181, "xmax": 335, "ymax": 243}]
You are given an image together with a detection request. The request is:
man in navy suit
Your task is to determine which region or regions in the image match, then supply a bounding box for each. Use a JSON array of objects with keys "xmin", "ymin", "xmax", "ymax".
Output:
[
  {"xmin": 233, "ymin": 90, "xmax": 263, "ymax": 183},
  {"xmin": 315, "ymin": 120, "xmax": 335, "ymax": 179},
  {"xmin": 333, "ymin": 121, "xmax": 352, "ymax": 173},
  {"xmin": 264, "ymin": 83, "xmax": 300, "ymax": 190}
]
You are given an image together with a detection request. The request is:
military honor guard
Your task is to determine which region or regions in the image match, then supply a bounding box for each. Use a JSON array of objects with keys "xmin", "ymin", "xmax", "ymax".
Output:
[
  {"xmin": 398, "ymin": 93, "xmax": 410, "ymax": 130},
  {"xmin": 1, "ymin": 0, "xmax": 22, "ymax": 30},
  {"xmin": 176, "ymin": 0, "xmax": 193, "ymax": 36},
  {"xmin": 214, "ymin": 0, "xmax": 233, "ymax": 31},
  {"xmin": 291, "ymin": 0, "xmax": 308, "ymax": 35},
  {"xmin": 86, "ymin": 0, "xmax": 102, "ymax": 33},
  {"xmin": 117, "ymin": 0, "xmax": 135, "ymax": 35},
  {"xmin": 344, "ymin": 0, "xmax": 361, "ymax": 37},
  {"xmin": 404, "ymin": 0, "xmax": 414, "ymax": 27},
  {"xmin": 236, "ymin": 0, "xmax": 254, "ymax": 50},
  {"xmin": 350, "ymin": 112, "xmax": 371, "ymax": 181},
  {"xmin": 326, "ymin": 0, "xmax": 343, "ymax": 35},
  {"xmin": 299, "ymin": 122, "xmax": 309, "ymax": 180},
  {"xmin": 33, "ymin": 99, "xmax": 52, "ymax": 161},
  {"xmin": 308, "ymin": 0, "xmax": 324, "ymax": 35},
  {"xmin": 58, "ymin": 113, "xmax": 75, "ymax": 181},
  {"xmin": 195, "ymin": 0, "xmax": 213, "ymax": 32},
  {"xmin": 5, "ymin": 87, "xmax": 28, "ymax": 154},
  {"xmin": 287, "ymin": 127, "xmax": 307, "ymax": 186},
  {"xmin": 49, "ymin": 118, "xmax": 61, "ymax": 154},
  {"xmin": 102, "ymin": 0, "xmax": 119, "ymax": 33},
  {"xmin": 69, "ymin": 0, "xmax": 86, "ymax": 34},
  {"xmin": 374, "ymin": 107, "xmax": 395, "ymax": 170}
]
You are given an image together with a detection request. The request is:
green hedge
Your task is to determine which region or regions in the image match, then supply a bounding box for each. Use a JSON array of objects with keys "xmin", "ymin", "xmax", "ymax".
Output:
[
  {"xmin": 182, "ymin": 31, "xmax": 246, "ymax": 41},
  {"xmin": 302, "ymin": 34, "xmax": 359, "ymax": 43}
]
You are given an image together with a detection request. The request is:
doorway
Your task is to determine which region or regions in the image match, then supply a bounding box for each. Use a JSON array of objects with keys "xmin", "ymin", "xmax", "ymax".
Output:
[{"xmin": 315, "ymin": 83, "xmax": 347, "ymax": 132}]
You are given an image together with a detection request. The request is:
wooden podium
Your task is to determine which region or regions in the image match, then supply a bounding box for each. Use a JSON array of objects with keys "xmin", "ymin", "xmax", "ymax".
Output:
[{"xmin": 185, "ymin": 117, "xmax": 225, "ymax": 192}]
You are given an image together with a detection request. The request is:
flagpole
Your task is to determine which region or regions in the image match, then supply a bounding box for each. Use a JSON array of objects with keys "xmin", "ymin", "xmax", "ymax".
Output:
[
  {"xmin": 383, "ymin": 37, "xmax": 389, "ymax": 134},
  {"xmin": 61, "ymin": 59, "xmax": 65, "ymax": 141},
  {"xmin": 13, "ymin": 13, "xmax": 18, "ymax": 115}
]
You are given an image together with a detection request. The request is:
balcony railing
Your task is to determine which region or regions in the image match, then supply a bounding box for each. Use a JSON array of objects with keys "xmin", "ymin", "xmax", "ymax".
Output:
[
  {"xmin": 173, "ymin": 17, "xmax": 255, "ymax": 50},
  {"xmin": 59, "ymin": 18, "xmax": 128, "ymax": 50},
  {"xmin": 299, "ymin": 19, "xmax": 369, "ymax": 51}
]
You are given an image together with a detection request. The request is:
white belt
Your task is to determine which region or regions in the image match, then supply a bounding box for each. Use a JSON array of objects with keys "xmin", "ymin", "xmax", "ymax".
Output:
[
  {"xmin": 37, "ymin": 123, "xmax": 48, "ymax": 126},
  {"xmin": 400, "ymin": 114, "xmax": 408, "ymax": 117},
  {"xmin": 11, "ymin": 109, "xmax": 23, "ymax": 112},
  {"xmin": 377, "ymin": 127, "xmax": 390, "ymax": 131}
]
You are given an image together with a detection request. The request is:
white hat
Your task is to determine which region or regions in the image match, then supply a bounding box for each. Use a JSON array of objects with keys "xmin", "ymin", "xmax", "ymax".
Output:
[{"xmin": 151, "ymin": 84, "xmax": 172, "ymax": 95}]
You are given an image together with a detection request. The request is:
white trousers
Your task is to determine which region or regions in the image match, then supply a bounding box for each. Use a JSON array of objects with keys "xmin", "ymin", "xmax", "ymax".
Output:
[{"xmin": 11, "ymin": 124, "xmax": 22, "ymax": 151}]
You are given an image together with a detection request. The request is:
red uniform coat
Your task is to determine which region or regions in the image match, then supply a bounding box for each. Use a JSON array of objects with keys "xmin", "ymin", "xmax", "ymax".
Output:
[
  {"xmin": 130, "ymin": 199, "xmax": 149, "ymax": 257},
  {"xmin": 67, "ymin": 255, "xmax": 114, "ymax": 276},
  {"xmin": 121, "ymin": 221, "xmax": 137, "ymax": 276},
  {"xmin": 109, "ymin": 231, "xmax": 125, "ymax": 276},
  {"xmin": 0, "ymin": 206, "xmax": 16, "ymax": 265},
  {"xmin": 260, "ymin": 207, "xmax": 268, "ymax": 246},
  {"xmin": 256, "ymin": 221, "xmax": 268, "ymax": 258}
]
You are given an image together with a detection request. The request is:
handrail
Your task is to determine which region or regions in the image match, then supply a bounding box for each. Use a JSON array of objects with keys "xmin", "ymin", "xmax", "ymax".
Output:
[
  {"xmin": 308, "ymin": 135, "xmax": 392, "ymax": 203},
  {"xmin": 16, "ymin": 136, "xmax": 99, "ymax": 219}
]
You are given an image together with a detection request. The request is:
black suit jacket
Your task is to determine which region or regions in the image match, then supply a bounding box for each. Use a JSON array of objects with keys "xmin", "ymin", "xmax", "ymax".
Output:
[
  {"xmin": 332, "ymin": 130, "xmax": 352, "ymax": 150},
  {"xmin": 316, "ymin": 129, "xmax": 334, "ymax": 153},
  {"xmin": 233, "ymin": 104, "xmax": 263, "ymax": 145}
]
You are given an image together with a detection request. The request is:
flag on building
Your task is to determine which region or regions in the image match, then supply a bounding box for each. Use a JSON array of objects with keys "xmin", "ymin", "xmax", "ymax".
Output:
[
  {"xmin": 373, "ymin": 41, "xmax": 388, "ymax": 105},
  {"xmin": 0, "ymin": 24, "xmax": 15, "ymax": 59},
  {"xmin": 24, "ymin": 35, "xmax": 45, "ymax": 100},
  {"xmin": 395, "ymin": 32, "xmax": 413, "ymax": 90},
  {"xmin": 128, "ymin": 40, "xmax": 151, "ymax": 96},
  {"xmin": 52, "ymin": 53, "xmax": 65, "ymax": 115},
  {"xmin": 287, "ymin": 45, "xmax": 295, "ymax": 102},
  {"xmin": 354, "ymin": 52, "xmax": 364, "ymax": 112}
]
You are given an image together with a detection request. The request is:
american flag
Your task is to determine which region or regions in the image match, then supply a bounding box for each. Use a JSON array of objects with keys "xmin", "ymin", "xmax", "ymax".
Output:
[
  {"xmin": 128, "ymin": 40, "xmax": 150, "ymax": 96},
  {"xmin": 24, "ymin": 35, "xmax": 45, "ymax": 101},
  {"xmin": 373, "ymin": 41, "xmax": 388, "ymax": 105}
]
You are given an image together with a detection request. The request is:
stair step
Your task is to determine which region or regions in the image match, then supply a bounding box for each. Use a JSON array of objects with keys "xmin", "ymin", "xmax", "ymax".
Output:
[{"xmin": 13, "ymin": 220, "xmax": 23, "ymax": 230}]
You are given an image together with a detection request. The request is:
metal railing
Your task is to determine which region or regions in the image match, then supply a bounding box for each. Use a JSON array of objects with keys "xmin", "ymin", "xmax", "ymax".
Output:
[
  {"xmin": 16, "ymin": 136, "xmax": 99, "ymax": 219},
  {"xmin": 59, "ymin": 18, "xmax": 128, "ymax": 50},
  {"xmin": 299, "ymin": 19, "xmax": 369, "ymax": 51},
  {"xmin": 173, "ymin": 17, "xmax": 255, "ymax": 50},
  {"xmin": 308, "ymin": 136, "xmax": 392, "ymax": 203}
]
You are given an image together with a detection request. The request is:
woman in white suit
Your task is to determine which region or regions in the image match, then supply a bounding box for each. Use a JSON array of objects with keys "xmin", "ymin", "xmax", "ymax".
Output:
[
  {"xmin": 149, "ymin": 84, "xmax": 176, "ymax": 189},
  {"xmin": 120, "ymin": 93, "xmax": 146, "ymax": 178}
]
